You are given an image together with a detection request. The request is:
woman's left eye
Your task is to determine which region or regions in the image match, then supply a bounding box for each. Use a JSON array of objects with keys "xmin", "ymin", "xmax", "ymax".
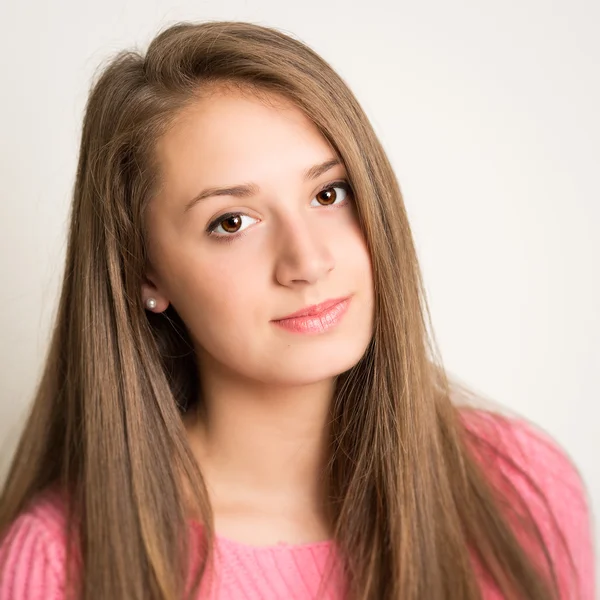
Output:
[{"xmin": 310, "ymin": 181, "xmax": 352, "ymax": 208}]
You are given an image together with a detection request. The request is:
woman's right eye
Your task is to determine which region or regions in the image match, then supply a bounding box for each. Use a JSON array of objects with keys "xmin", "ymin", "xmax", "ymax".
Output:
[{"xmin": 206, "ymin": 212, "xmax": 258, "ymax": 239}]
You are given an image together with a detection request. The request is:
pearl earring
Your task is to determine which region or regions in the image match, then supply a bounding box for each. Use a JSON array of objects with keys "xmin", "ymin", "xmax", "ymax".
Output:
[{"xmin": 145, "ymin": 298, "xmax": 157, "ymax": 310}]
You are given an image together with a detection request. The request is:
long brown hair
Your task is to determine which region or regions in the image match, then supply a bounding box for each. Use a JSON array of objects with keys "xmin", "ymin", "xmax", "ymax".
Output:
[{"xmin": 0, "ymin": 20, "xmax": 573, "ymax": 599}]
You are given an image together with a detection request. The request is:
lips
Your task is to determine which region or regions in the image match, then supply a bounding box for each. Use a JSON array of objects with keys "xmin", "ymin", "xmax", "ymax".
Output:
[
  {"xmin": 271, "ymin": 297, "xmax": 352, "ymax": 334},
  {"xmin": 274, "ymin": 296, "xmax": 351, "ymax": 321}
]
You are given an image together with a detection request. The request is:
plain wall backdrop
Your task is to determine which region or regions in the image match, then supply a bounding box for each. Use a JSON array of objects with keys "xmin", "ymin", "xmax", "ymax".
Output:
[{"xmin": 1, "ymin": 0, "xmax": 598, "ymax": 579}]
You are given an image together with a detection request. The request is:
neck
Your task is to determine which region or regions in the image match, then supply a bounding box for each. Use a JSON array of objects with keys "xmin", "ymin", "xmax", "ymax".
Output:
[{"xmin": 183, "ymin": 361, "xmax": 335, "ymax": 518}]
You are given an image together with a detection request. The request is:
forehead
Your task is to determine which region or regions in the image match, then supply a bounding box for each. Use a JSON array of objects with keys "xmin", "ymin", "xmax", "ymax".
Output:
[{"xmin": 154, "ymin": 90, "xmax": 335, "ymax": 186}]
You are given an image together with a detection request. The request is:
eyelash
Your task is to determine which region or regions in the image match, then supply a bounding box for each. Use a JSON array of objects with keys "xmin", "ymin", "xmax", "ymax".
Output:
[{"xmin": 205, "ymin": 179, "xmax": 354, "ymax": 244}]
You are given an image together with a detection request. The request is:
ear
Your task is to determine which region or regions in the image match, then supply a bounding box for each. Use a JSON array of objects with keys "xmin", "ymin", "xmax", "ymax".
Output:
[{"xmin": 141, "ymin": 272, "xmax": 170, "ymax": 313}]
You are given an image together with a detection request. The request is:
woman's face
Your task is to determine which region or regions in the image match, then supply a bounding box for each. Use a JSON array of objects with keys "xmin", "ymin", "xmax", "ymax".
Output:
[{"xmin": 144, "ymin": 90, "xmax": 374, "ymax": 386}]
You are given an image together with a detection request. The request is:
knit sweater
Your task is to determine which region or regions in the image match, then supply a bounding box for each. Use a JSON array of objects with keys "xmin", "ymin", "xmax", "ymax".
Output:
[{"xmin": 0, "ymin": 410, "xmax": 595, "ymax": 599}]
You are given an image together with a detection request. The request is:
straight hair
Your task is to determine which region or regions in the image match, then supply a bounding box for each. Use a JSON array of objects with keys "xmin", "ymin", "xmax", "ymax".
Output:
[{"xmin": 0, "ymin": 20, "xmax": 572, "ymax": 599}]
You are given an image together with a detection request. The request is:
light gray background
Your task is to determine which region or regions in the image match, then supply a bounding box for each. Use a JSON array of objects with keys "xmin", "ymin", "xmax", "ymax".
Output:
[{"xmin": 1, "ymin": 0, "xmax": 598, "ymax": 577}]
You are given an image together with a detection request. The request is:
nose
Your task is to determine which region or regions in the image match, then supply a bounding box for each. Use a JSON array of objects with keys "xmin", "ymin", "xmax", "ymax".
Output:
[{"xmin": 274, "ymin": 215, "xmax": 335, "ymax": 287}]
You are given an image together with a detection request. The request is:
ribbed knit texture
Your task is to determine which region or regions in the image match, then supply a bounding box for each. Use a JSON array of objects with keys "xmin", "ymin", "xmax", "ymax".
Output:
[{"xmin": 0, "ymin": 411, "xmax": 595, "ymax": 599}]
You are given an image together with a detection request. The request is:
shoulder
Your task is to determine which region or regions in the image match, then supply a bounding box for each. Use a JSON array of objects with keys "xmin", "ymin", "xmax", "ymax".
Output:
[
  {"xmin": 459, "ymin": 408, "xmax": 588, "ymax": 502},
  {"xmin": 0, "ymin": 487, "xmax": 70, "ymax": 599},
  {"xmin": 459, "ymin": 408, "xmax": 596, "ymax": 599}
]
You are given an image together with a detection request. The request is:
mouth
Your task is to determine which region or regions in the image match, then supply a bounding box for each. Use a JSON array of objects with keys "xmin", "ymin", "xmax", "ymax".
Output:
[
  {"xmin": 271, "ymin": 296, "xmax": 352, "ymax": 335},
  {"xmin": 274, "ymin": 296, "xmax": 352, "ymax": 320}
]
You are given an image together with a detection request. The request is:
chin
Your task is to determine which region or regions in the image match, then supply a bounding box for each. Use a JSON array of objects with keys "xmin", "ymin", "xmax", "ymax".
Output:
[{"xmin": 263, "ymin": 341, "xmax": 370, "ymax": 387}]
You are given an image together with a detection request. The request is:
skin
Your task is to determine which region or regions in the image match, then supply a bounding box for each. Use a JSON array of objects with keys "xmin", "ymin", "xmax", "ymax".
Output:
[{"xmin": 142, "ymin": 88, "xmax": 374, "ymax": 546}]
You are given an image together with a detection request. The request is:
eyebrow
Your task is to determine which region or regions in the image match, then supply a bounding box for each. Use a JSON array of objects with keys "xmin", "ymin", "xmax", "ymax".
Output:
[{"xmin": 183, "ymin": 157, "xmax": 343, "ymax": 213}]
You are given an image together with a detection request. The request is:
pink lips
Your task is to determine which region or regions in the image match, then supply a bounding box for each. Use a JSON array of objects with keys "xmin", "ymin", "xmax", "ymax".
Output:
[{"xmin": 272, "ymin": 296, "xmax": 352, "ymax": 334}]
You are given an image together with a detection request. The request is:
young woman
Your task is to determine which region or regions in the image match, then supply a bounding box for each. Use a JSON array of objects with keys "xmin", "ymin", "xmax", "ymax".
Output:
[{"xmin": 0, "ymin": 20, "xmax": 595, "ymax": 600}]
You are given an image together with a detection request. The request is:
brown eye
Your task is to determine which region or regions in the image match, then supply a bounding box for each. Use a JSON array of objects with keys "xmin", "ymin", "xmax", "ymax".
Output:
[
  {"xmin": 311, "ymin": 182, "xmax": 351, "ymax": 208},
  {"xmin": 221, "ymin": 215, "xmax": 242, "ymax": 233},
  {"xmin": 206, "ymin": 212, "xmax": 258, "ymax": 238},
  {"xmin": 316, "ymin": 187, "xmax": 338, "ymax": 206}
]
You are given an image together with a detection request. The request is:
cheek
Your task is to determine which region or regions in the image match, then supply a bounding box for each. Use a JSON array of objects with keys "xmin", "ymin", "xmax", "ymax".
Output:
[
  {"xmin": 338, "ymin": 221, "xmax": 373, "ymax": 280},
  {"xmin": 183, "ymin": 262, "xmax": 254, "ymax": 314},
  {"xmin": 167, "ymin": 251, "xmax": 266, "ymax": 343}
]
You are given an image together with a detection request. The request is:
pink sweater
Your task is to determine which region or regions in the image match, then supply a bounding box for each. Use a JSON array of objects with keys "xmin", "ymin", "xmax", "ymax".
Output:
[{"xmin": 0, "ymin": 412, "xmax": 596, "ymax": 599}]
